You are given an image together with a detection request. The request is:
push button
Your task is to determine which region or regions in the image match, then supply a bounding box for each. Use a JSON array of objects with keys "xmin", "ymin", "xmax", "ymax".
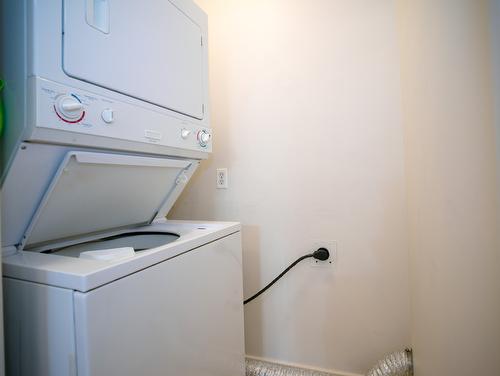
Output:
[{"xmin": 101, "ymin": 108, "xmax": 114, "ymax": 124}]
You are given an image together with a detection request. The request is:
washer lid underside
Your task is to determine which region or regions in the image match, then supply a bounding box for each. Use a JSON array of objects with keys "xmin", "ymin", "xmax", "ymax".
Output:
[{"xmin": 20, "ymin": 151, "xmax": 197, "ymax": 252}]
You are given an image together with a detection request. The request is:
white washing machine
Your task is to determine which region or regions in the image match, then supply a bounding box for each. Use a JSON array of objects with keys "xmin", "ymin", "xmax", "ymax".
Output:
[
  {"xmin": 0, "ymin": 1, "xmax": 245, "ymax": 375},
  {"xmin": 3, "ymin": 220, "xmax": 244, "ymax": 376}
]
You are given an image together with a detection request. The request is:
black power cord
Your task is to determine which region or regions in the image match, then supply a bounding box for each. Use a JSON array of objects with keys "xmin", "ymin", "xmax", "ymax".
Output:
[{"xmin": 243, "ymin": 248, "xmax": 330, "ymax": 305}]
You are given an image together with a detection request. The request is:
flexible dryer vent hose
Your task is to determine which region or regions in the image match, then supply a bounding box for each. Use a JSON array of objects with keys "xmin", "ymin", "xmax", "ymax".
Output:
[
  {"xmin": 246, "ymin": 349, "xmax": 413, "ymax": 376},
  {"xmin": 366, "ymin": 349, "xmax": 413, "ymax": 376},
  {"xmin": 246, "ymin": 358, "xmax": 333, "ymax": 376}
]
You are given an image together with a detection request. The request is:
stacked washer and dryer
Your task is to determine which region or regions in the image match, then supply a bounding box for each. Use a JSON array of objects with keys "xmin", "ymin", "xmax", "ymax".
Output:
[{"xmin": 0, "ymin": 1, "xmax": 245, "ymax": 375}]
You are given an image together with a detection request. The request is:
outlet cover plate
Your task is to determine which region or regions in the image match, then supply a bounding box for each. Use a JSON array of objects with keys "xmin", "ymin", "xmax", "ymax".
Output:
[
  {"xmin": 310, "ymin": 240, "xmax": 337, "ymax": 267},
  {"xmin": 216, "ymin": 168, "xmax": 228, "ymax": 189}
]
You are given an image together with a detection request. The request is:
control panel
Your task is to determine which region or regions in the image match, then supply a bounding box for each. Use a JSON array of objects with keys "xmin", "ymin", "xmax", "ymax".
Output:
[{"xmin": 33, "ymin": 77, "xmax": 212, "ymax": 153}]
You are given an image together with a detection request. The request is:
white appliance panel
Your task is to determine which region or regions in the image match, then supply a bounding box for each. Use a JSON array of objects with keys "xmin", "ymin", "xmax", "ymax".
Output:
[
  {"xmin": 2, "ymin": 143, "xmax": 202, "ymax": 251},
  {"xmin": 3, "ymin": 278, "xmax": 77, "ymax": 376},
  {"xmin": 63, "ymin": 0, "xmax": 205, "ymax": 120},
  {"xmin": 22, "ymin": 151, "xmax": 197, "ymax": 251},
  {"xmin": 1, "ymin": 0, "xmax": 210, "ymax": 171},
  {"xmin": 2, "ymin": 221, "xmax": 241, "ymax": 292},
  {"xmin": 3, "ymin": 227, "xmax": 245, "ymax": 376},
  {"xmin": 73, "ymin": 232, "xmax": 244, "ymax": 376},
  {"xmin": 32, "ymin": 77, "xmax": 212, "ymax": 154}
]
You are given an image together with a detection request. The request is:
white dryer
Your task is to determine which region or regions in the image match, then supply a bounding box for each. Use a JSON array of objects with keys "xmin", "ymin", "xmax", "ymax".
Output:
[{"xmin": 0, "ymin": 0, "xmax": 245, "ymax": 375}]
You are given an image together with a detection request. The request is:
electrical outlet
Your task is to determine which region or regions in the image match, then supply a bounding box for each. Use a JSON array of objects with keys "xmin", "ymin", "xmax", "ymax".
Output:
[
  {"xmin": 216, "ymin": 168, "xmax": 228, "ymax": 189},
  {"xmin": 310, "ymin": 240, "xmax": 337, "ymax": 267}
]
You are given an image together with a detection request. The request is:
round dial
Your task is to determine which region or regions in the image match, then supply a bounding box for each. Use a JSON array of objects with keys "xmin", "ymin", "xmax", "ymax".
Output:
[
  {"xmin": 197, "ymin": 130, "xmax": 211, "ymax": 147},
  {"xmin": 54, "ymin": 94, "xmax": 85, "ymax": 123}
]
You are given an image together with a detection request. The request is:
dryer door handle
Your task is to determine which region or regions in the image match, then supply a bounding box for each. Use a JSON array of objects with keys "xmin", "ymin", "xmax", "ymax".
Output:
[{"xmin": 86, "ymin": 0, "xmax": 110, "ymax": 34}]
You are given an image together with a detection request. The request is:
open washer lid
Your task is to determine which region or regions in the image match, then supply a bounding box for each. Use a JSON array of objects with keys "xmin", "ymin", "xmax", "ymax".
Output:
[{"xmin": 20, "ymin": 151, "xmax": 198, "ymax": 252}]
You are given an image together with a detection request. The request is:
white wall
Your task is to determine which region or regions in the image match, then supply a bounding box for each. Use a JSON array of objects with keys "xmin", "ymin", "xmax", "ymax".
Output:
[
  {"xmin": 170, "ymin": 1, "xmax": 410, "ymax": 374},
  {"xmin": 397, "ymin": 0, "xmax": 500, "ymax": 375}
]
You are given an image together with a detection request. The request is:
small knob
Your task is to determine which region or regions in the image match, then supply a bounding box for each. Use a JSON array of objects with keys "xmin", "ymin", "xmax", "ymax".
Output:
[
  {"xmin": 181, "ymin": 128, "xmax": 191, "ymax": 139},
  {"xmin": 198, "ymin": 130, "xmax": 211, "ymax": 147},
  {"xmin": 101, "ymin": 108, "xmax": 114, "ymax": 124},
  {"xmin": 55, "ymin": 95, "xmax": 84, "ymax": 121}
]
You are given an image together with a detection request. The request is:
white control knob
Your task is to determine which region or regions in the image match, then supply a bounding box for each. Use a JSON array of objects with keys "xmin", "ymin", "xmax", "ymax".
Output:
[
  {"xmin": 55, "ymin": 95, "xmax": 84, "ymax": 122},
  {"xmin": 181, "ymin": 128, "xmax": 191, "ymax": 139},
  {"xmin": 101, "ymin": 108, "xmax": 114, "ymax": 124},
  {"xmin": 198, "ymin": 130, "xmax": 211, "ymax": 147}
]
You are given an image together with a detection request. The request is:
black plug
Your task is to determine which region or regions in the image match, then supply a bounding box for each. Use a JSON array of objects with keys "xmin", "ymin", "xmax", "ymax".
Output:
[{"xmin": 312, "ymin": 247, "xmax": 330, "ymax": 261}]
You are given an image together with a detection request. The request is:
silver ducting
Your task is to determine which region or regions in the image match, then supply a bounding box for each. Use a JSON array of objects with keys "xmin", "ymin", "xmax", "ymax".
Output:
[
  {"xmin": 366, "ymin": 349, "xmax": 413, "ymax": 376},
  {"xmin": 246, "ymin": 358, "xmax": 334, "ymax": 376},
  {"xmin": 246, "ymin": 348, "xmax": 413, "ymax": 376}
]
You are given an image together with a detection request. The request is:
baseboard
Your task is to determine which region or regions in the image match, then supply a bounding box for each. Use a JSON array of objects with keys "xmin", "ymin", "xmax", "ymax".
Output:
[{"xmin": 245, "ymin": 355, "xmax": 364, "ymax": 376}]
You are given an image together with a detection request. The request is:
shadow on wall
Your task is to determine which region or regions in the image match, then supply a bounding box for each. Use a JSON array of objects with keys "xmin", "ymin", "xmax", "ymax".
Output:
[{"xmin": 241, "ymin": 225, "xmax": 264, "ymax": 355}]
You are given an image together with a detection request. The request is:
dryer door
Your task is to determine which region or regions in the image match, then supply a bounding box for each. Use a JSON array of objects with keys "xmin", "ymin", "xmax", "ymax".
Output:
[
  {"xmin": 20, "ymin": 151, "xmax": 198, "ymax": 252},
  {"xmin": 62, "ymin": 0, "xmax": 206, "ymax": 120}
]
